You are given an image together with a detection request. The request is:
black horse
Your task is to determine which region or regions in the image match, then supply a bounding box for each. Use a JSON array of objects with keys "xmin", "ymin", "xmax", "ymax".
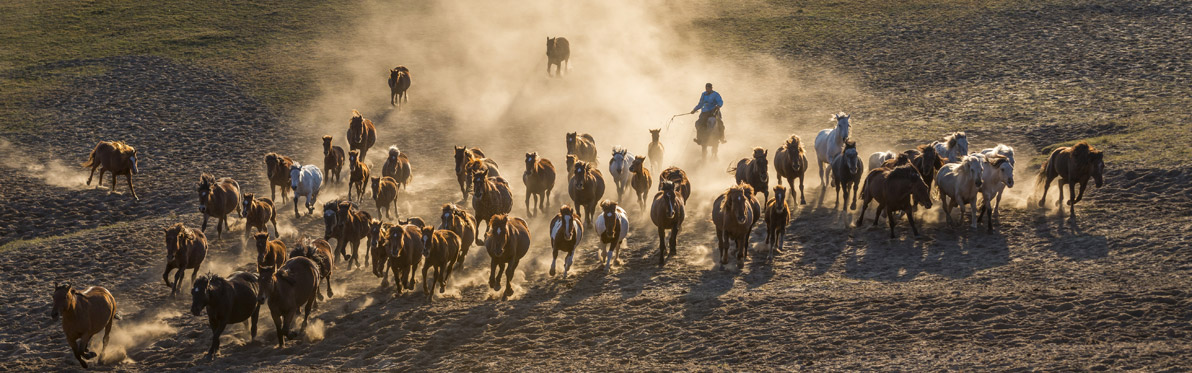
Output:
[{"xmin": 190, "ymin": 272, "xmax": 261, "ymax": 359}]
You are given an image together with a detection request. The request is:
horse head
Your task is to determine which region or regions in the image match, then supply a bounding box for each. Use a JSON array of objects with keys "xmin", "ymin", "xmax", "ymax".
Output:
[
  {"xmin": 322, "ymin": 201, "xmax": 340, "ymax": 240},
  {"xmin": 472, "ymin": 169, "xmax": 490, "ymax": 198},
  {"xmin": 190, "ymin": 273, "xmax": 214, "ymax": 316},
  {"xmin": 630, "ymin": 156, "xmax": 646, "ymax": 174},
  {"xmin": 525, "ymin": 152, "xmax": 537, "ymax": 172},
  {"xmin": 660, "ymin": 181, "xmax": 678, "ymax": 218},
  {"xmin": 254, "ymin": 232, "xmax": 271, "ymax": 259},
  {"xmin": 566, "ymin": 132, "xmax": 577, "ymax": 153},
  {"xmin": 370, "ymin": 177, "xmax": 381, "ymax": 200},
  {"xmin": 240, "ymin": 193, "xmax": 255, "ymax": 218},
  {"xmin": 349, "ymin": 150, "xmax": 360, "ymax": 171},
  {"xmin": 51, "ymin": 282, "xmax": 73, "ymax": 321},
  {"xmin": 256, "ymin": 266, "xmax": 277, "ymax": 304},
  {"xmin": 349, "ymin": 110, "xmax": 365, "ymax": 143},
  {"xmin": 197, "ymin": 173, "xmax": 216, "ymax": 213},
  {"xmin": 599, "ymin": 200, "xmax": 620, "ymax": 239},
  {"xmin": 572, "ymin": 162, "xmax": 588, "ymax": 191},
  {"xmin": 773, "ymin": 185, "xmax": 787, "ymax": 206},
  {"xmin": 963, "ymin": 155, "xmax": 984, "ymax": 188},
  {"xmin": 558, "ymin": 205, "xmax": 578, "ymax": 241},
  {"xmin": 487, "ymin": 215, "xmax": 511, "ymax": 257},
  {"xmin": 420, "ymin": 226, "xmax": 435, "ymax": 257},
  {"xmin": 843, "ymin": 141, "xmax": 860, "ymax": 175},
  {"xmin": 289, "ymin": 164, "xmax": 303, "ymax": 192},
  {"xmin": 1091, "ymin": 150, "xmax": 1105, "ymax": 187},
  {"xmin": 833, "ymin": 112, "xmax": 851, "ymax": 141},
  {"xmin": 322, "ymin": 136, "xmax": 333, "ymax": 155},
  {"xmin": 129, "ymin": 149, "xmax": 140, "ymax": 175},
  {"xmin": 753, "ymin": 148, "xmax": 769, "ymax": 184},
  {"xmin": 727, "ymin": 185, "xmax": 750, "ymax": 226},
  {"xmin": 990, "ymin": 156, "xmax": 1014, "ymax": 188},
  {"xmin": 650, "ymin": 128, "xmax": 660, "ymax": 141}
]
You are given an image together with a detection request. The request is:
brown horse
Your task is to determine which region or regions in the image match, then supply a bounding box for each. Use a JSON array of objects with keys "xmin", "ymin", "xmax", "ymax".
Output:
[
  {"xmin": 522, "ymin": 152, "xmax": 556, "ymax": 217},
  {"xmin": 322, "ymin": 135, "xmax": 346, "ymax": 184},
  {"xmin": 454, "ymin": 146, "xmax": 486, "ymax": 200},
  {"xmin": 388, "ymin": 66, "xmax": 412, "ymax": 109},
  {"xmin": 547, "ymin": 37, "xmax": 570, "ymax": 77},
  {"xmin": 257, "ymin": 257, "xmax": 320, "ymax": 348},
  {"xmin": 713, "ymin": 183, "xmax": 757, "ymax": 268},
  {"xmin": 328, "ymin": 201, "xmax": 372, "ymax": 270},
  {"xmin": 566, "ymin": 132, "xmax": 597, "ymax": 163},
  {"xmin": 774, "ymin": 135, "xmax": 808, "ymax": 205},
  {"xmin": 240, "ymin": 192, "xmax": 278, "ymax": 241},
  {"xmin": 548, "ymin": 205, "xmax": 583, "ymax": 278},
  {"xmin": 830, "ymin": 139, "xmax": 863, "ymax": 210},
  {"xmin": 347, "ymin": 110, "xmax": 377, "ymax": 160},
  {"xmin": 164, "ymin": 223, "xmax": 208, "ymax": 298},
  {"xmin": 856, "ymin": 163, "xmax": 933, "ymax": 238},
  {"xmin": 290, "ymin": 237, "xmax": 335, "ymax": 301},
  {"xmin": 1037, "ymin": 142, "xmax": 1105, "ymax": 218},
  {"xmin": 82, "ymin": 140, "xmax": 140, "ymax": 200},
  {"xmin": 370, "ymin": 176, "xmax": 400, "ymax": 221},
  {"xmin": 763, "ymin": 185, "xmax": 790, "ymax": 263},
  {"xmin": 630, "ymin": 155, "xmax": 652, "ymax": 209},
  {"xmin": 659, "ymin": 166, "xmax": 692, "ymax": 201},
  {"xmin": 190, "ymin": 272, "xmax": 260, "ymax": 360},
  {"xmin": 485, "ymin": 214, "xmax": 531, "ymax": 298},
  {"xmin": 650, "ymin": 180, "xmax": 685, "ymax": 266},
  {"xmin": 472, "ymin": 168, "xmax": 514, "ymax": 245},
  {"xmin": 255, "ymin": 231, "xmax": 288, "ymax": 273},
  {"xmin": 439, "ymin": 204, "xmax": 477, "ymax": 264},
  {"xmin": 568, "ymin": 160, "xmax": 606, "ymax": 227},
  {"xmin": 904, "ymin": 144, "xmax": 945, "ymax": 191},
  {"xmin": 386, "ymin": 223, "xmax": 424, "ymax": 294},
  {"xmin": 647, "ymin": 128, "xmax": 664, "ymax": 172},
  {"xmin": 263, "ymin": 153, "xmax": 293, "ymax": 204},
  {"xmin": 565, "ymin": 154, "xmax": 578, "ymax": 179},
  {"xmin": 348, "ymin": 150, "xmax": 370, "ymax": 203},
  {"xmin": 197, "ymin": 173, "xmax": 241, "ymax": 242},
  {"xmin": 731, "ymin": 147, "xmax": 770, "ymax": 202},
  {"xmin": 382, "ymin": 146, "xmax": 412, "ymax": 190},
  {"xmin": 595, "ymin": 200, "xmax": 629, "ymax": 272},
  {"xmin": 367, "ymin": 220, "xmax": 393, "ymax": 285},
  {"xmin": 51, "ymin": 283, "xmax": 117, "ymax": 368},
  {"xmin": 420, "ymin": 226, "xmax": 461, "ymax": 301}
]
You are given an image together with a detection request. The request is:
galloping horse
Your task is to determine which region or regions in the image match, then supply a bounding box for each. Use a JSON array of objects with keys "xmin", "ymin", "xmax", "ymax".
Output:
[
  {"xmin": 1036, "ymin": 142, "xmax": 1104, "ymax": 219},
  {"xmin": 82, "ymin": 141, "xmax": 140, "ymax": 199},
  {"xmin": 774, "ymin": 134, "xmax": 808, "ymax": 205},
  {"xmin": 547, "ymin": 37, "xmax": 570, "ymax": 77},
  {"xmin": 730, "ymin": 147, "xmax": 769, "ymax": 202},
  {"xmin": 932, "ymin": 132, "xmax": 969, "ymax": 163},
  {"xmin": 388, "ymin": 66, "xmax": 411, "ymax": 109},
  {"xmin": 814, "ymin": 113, "xmax": 851, "ymax": 188}
]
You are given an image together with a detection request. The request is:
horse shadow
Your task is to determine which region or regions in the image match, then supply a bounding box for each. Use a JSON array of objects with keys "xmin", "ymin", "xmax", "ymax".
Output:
[
  {"xmin": 842, "ymin": 214, "xmax": 1013, "ymax": 281},
  {"xmin": 680, "ymin": 269, "xmax": 736, "ymax": 322},
  {"xmin": 1034, "ymin": 211, "xmax": 1110, "ymax": 260}
]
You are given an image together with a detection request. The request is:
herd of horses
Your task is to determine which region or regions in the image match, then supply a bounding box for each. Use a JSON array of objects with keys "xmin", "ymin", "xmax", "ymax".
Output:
[{"xmin": 55, "ymin": 43, "xmax": 1109, "ymax": 365}]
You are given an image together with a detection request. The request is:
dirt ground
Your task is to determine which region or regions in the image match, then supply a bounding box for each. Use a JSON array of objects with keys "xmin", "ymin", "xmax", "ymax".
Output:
[{"xmin": 2, "ymin": 1, "xmax": 1191, "ymax": 371}]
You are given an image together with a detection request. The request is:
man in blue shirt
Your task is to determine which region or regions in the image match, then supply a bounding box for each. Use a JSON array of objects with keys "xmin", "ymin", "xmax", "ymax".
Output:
[{"xmin": 689, "ymin": 83, "xmax": 725, "ymax": 144}]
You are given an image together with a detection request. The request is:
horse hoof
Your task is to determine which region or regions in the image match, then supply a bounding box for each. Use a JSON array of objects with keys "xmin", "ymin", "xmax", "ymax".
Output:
[
  {"xmin": 549, "ymin": 268, "xmax": 556, "ymax": 276},
  {"xmin": 83, "ymin": 351, "xmax": 97, "ymax": 359}
]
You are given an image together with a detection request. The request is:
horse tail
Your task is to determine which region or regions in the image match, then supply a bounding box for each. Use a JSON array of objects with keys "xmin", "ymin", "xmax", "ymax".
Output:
[
  {"xmin": 1032, "ymin": 149, "xmax": 1056, "ymax": 199},
  {"xmin": 726, "ymin": 163, "xmax": 738, "ymax": 175},
  {"xmin": 81, "ymin": 144, "xmax": 99, "ymax": 168}
]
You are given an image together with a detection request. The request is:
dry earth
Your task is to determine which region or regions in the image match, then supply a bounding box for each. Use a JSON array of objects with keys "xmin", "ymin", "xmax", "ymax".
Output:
[{"xmin": 2, "ymin": 0, "xmax": 1192, "ymax": 371}]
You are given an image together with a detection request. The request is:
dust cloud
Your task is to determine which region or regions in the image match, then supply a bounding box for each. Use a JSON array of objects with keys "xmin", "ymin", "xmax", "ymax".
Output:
[
  {"xmin": 99, "ymin": 308, "xmax": 179, "ymax": 365},
  {"xmin": 0, "ymin": 138, "xmax": 89, "ymax": 189}
]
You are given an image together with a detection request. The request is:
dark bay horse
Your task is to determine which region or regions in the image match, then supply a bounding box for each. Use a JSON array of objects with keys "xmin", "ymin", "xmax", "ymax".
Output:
[
  {"xmin": 763, "ymin": 185, "xmax": 789, "ymax": 263},
  {"xmin": 522, "ymin": 152, "xmax": 556, "ymax": 217},
  {"xmin": 547, "ymin": 37, "xmax": 570, "ymax": 77},
  {"xmin": 322, "ymin": 135, "xmax": 346, "ymax": 184},
  {"xmin": 257, "ymin": 257, "xmax": 320, "ymax": 348},
  {"xmin": 1037, "ymin": 142, "xmax": 1105, "ymax": 219},
  {"xmin": 439, "ymin": 204, "xmax": 477, "ymax": 263},
  {"xmin": 164, "ymin": 222, "xmax": 208, "ymax": 298},
  {"xmin": 388, "ymin": 66, "xmax": 412, "ymax": 109},
  {"xmin": 291, "ymin": 237, "xmax": 335, "ymax": 301},
  {"xmin": 774, "ymin": 135, "xmax": 808, "ymax": 205},
  {"xmin": 348, "ymin": 150, "xmax": 371, "ymax": 203},
  {"xmin": 190, "ymin": 272, "xmax": 259, "ymax": 360},
  {"xmin": 856, "ymin": 163, "xmax": 933, "ymax": 238},
  {"xmin": 386, "ymin": 223, "xmax": 425, "ymax": 294},
  {"xmin": 731, "ymin": 147, "xmax": 770, "ymax": 202},
  {"xmin": 347, "ymin": 110, "xmax": 377, "ymax": 160},
  {"xmin": 197, "ymin": 173, "xmax": 241, "ymax": 242},
  {"xmin": 370, "ymin": 176, "xmax": 400, "ymax": 221},
  {"xmin": 568, "ymin": 160, "xmax": 606, "ymax": 227},
  {"xmin": 82, "ymin": 140, "xmax": 140, "ymax": 200},
  {"xmin": 263, "ymin": 153, "xmax": 293, "ymax": 204},
  {"xmin": 382, "ymin": 146, "xmax": 412, "ymax": 190},
  {"xmin": 630, "ymin": 155, "xmax": 652, "ymax": 209},
  {"xmin": 713, "ymin": 183, "xmax": 757, "ymax": 269},
  {"xmin": 240, "ymin": 192, "xmax": 278, "ymax": 240},
  {"xmin": 485, "ymin": 214, "xmax": 531, "ymax": 298},
  {"xmin": 420, "ymin": 226, "xmax": 461, "ymax": 301},
  {"xmin": 650, "ymin": 180, "xmax": 685, "ymax": 266},
  {"xmin": 566, "ymin": 132, "xmax": 597, "ymax": 163},
  {"xmin": 472, "ymin": 169, "xmax": 514, "ymax": 245},
  {"xmin": 829, "ymin": 140, "xmax": 863, "ymax": 210}
]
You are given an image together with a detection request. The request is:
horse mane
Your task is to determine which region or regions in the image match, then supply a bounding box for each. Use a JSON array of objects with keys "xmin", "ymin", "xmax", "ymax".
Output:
[
  {"xmin": 559, "ymin": 205, "xmax": 574, "ymax": 216},
  {"xmin": 783, "ymin": 135, "xmax": 804, "ymax": 158},
  {"xmin": 946, "ymin": 132, "xmax": 966, "ymax": 148},
  {"xmin": 844, "ymin": 139, "xmax": 857, "ymax": 149},
  {"xmin": 1071, "ymin": 141, "xmax": 1092, "ymax": 163},
  {"xmin": 322, "ymin": 135, "xmax": 332, "ymax": 141},
  {"xmin": 199, "ymin": 173, "xmax": 215, "ymax": 187},
  {"xmin": 986, "ymin": 154, "xmax": 1009, "ymax": 167},
  {"xmin": 887, "ymin": 164, "xmax": 921, "ymax": 181},
  {"xmin": 388, "ymin": 146, "xmax": 400, "ymax": 158},
  {"xmin": 751, "ymin": 147, "xmax": 766, "ymax": 159},
  {"xmin": 350, "ymin": 110, "xmax": 364, "ymax": 126},
  {"xmin": 109, "ymin": 141, "xmax": 135, "ymax": 154}
]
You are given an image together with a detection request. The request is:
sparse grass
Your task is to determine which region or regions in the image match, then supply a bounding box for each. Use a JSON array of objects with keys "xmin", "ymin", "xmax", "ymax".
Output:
[{"xmin": 0, "ymin": 0, "xmax": 351, "ymax": 133}]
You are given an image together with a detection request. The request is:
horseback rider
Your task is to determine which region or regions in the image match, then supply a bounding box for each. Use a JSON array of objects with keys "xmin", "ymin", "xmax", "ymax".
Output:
[{"xmin": 690, "ymin": 82, "xmax": 726, "ymax": 144}]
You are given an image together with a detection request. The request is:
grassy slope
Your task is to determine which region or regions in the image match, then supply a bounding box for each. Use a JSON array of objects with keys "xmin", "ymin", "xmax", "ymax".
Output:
[{"xmin": 0, "ymin": 0, "xmax": 350, "ymax": 133}]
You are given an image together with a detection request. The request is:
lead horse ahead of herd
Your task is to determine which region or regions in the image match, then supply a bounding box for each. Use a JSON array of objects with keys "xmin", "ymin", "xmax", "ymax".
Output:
[{"xmin": 55, "ymin": 55, "xmax": 1107, "ymax": 368}]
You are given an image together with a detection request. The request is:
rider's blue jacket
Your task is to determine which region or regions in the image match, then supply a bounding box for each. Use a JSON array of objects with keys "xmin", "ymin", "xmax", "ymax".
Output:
[{"xmin": 693, "ymin": 91, "xmax": 723, "ymax": 113}]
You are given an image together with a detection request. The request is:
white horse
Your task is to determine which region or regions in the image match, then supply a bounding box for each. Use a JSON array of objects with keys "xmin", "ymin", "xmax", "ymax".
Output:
[
  {"xmin": 975, "ymin": 153, "xmax": 1015, "ymax": 222},
  {"xmin": 594, "ymin": 204, "xmax": 629, "ymax": 272},
  {"xmin": 932, "ymin": 132, "xmax": 969, "ymax": 163},
  {"xmin": 289, "ymin": 163, "xmax": 323, "ymax": 217},
  {"xmin": 608, "ymin": 146, "xmax": 635, "ymax": 202},
  {"xmin": 980, "ymin": 144, "xmax": 1015, "ymax": 167},
  {"xmin": 935, "ymin": 154, "xmax": 984, "ymax": 228},
  {"xmin": 814, "ymin": 112, "xmax": 851, "ymax": 187},
  {"xmin": 867, "ymin": 150, "xmax": 896, "ymax": 171}
]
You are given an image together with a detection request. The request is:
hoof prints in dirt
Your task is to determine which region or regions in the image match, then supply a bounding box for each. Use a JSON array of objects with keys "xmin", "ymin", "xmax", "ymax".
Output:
[{"xmin": 0, "ymin": 55, "xmax": 288, "ymax": 246}]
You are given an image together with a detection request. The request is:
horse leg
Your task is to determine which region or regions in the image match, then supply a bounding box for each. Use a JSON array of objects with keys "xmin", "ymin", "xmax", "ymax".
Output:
[
  {"xmin": 125, "ymin": 174, "xmax": 138, "ymax": 200},
  {"xmin": 96, "ymin": 168, "xmax": 106, "ymax": 188},
  {"xmin": 907, "ymin": 207, "xmax": 921, "ymax": 237},
  {"xmin": 271, "ymin": 214, "xmax": 279, "ymax": 238},
  {"xmin": 550, "ymin": 247, "xmax": 559, "ymax": 276},
  {"xmin": 488, "ymin": 260, "xmax": 499, "ymax": 290},
  {"xmin": 173, "ymin": 266, "xmax": 186, "ymax": 298},
  {"xmin": 886, "ymin": 209, "xmax": 897, "ymax": 238},
  {"xmin": 855, "ymin": 196, "xmax": 870, "ymax": 227},
  {"xmin": 1071, "ymin": 181, "xmax": 1085, "ymax": 204},
  {"xmin": 163, "ymin": 263, "xmax": 175, "ymax": 288},
  {"xmin": 87, "ymin": 166, "xmax": 97, "ymax": 186},
  {"xmin": 422, "ymin": 262, "xmax": 431, "ymax": 300},
  {"xmin": 503, "ymin": 260, "xmax": 519, "ymax": 297},
  {"xmin": 326, "ymin": 272, "xmax": 334, "ymax": 299},
  {"xmin": 969, "ymin": 199, "xmax": 979, "ymax": 228},
  {"xmin": 850, "ymin": 182, "xmax": 858, "ymax": 210},
  {"xmin": 207, "ymin": 321, "xmax": 225, "ymax": 358},
  {"xmin": 109, "ymin": 172, "xmax": 117, "ymax": 194},
  {"xmin": 68, "ymin": 336, "xmax": 86, "ymax": 368},
  {"xmin": 350, "ymin": 241, "xmax": 360, "ymax": 269},
  {"xmin": 525, "ymin": 193, "xmax": 532, "ymax": 217}
]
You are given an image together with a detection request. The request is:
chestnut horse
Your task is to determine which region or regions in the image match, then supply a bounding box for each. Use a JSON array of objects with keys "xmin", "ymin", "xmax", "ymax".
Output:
[
  {"xmin": 290, "ymin": 237, "xmax": 335, "ymax": 301},
  {"xmin": 763, "ymin": 185, "xmax": 789, "ymax": 263},
  {"xmin": 347, "ymin": 110, "xmax": 377, "ymax": 159},
  {"xmin": 549, "ymin": 205, "xmax": 583, "ymax": 278},
  {"xmin": 472, "ymin": 168, "xmax": 514, "ymax": 245},
  {"xmin": 51, "ymin": 283, "xmax": 117, "ymax": 368},
  {"xmin": 368, "ymin": 220, "xmax": 394, "ymax": 286},
  {"xmin": 659, "ymin": 166, "xmax": 691, "ymax": 201},
  {"xmin": 523, "ymin": 152, "xmax": 556, "ymax": 217},
  {"xmin": 647, "ymin": 128, "xmax": 664, "ymax": 172},
  {"xmin": 730, "ymin": 147, "xmax": 770, "ymax": 202},
  {"xmin": 388, "ymin": 66, "xmax": 412, "ymax": 109},
  {"xmin": 190, "ymin": 272, "xmax": 259, "ymax": 360},
  {"xmin": 547, "ymin": 37, "xmax": 570, "ymax": 77},
  {"xmin": 370, "ymin": 176, "xmax": 400, "ymax": 221},
  {"xmin": 439, "ymin": 204, "xmax": 477, "ymax": 263},
  {"xmin": 240, "ymin": 192, "xmax": 278, "ymax": 241},
  {"xmin": 630, "ymin": 155, "xmax": 652, "ymax": 209},
  {"xmin": 566, "ymin": 132, "xmax": 597, "ymax": 163},
  {"xmin": 568, "ymin": 160, "xmax": 606, "ymax": 227},
  {"xmin": 164, "ymin": 223, "xmax": 208, "ymax": 298},
  {"xmin": 454, "ymin": 146, "xmax": 500, "ymax": 201},
  {"xmin": 257, "ymin": 257, "xmax": 320, "ymax": 348},
  {"xmin": 322, "ymin": 135, "xmax": 346, "ymax": 184},
  {"xmin": 713, "ymin": 183, "xmax": 757, "ymax": 268},
  {"xmin": 650, "ymin": 180, "xmax": 685, "ymax": 266},
  {"xmin": 386, "ymin": 223, "xmax": 424, "ymax": 294},
  {"xmin": 485, "ymin": 214, "xmax": 531, "ymax": 298},
  {"xmin": 595, "ymin": 200, "xmax": 629, "ymax": 272},
  {"xmin": 382, "ymin": 146, "xmax": 412, "ymax": 190},
  {"xmin": 197, "ymin": 173, "xmax": 241, "ymax": 242},
  {"xmin": 82, "ymin": 140, "xmax": 140, "ymax": 200},
  {"xmin": 1037, "ymin": 142, "xmax": 1105, "ymax": 219},
  {"xmin": 263, "ymin": 153, "xmax": 293, "ymax": 204},
  {"xmin": 420, "ymin": 226, "xmax": 461, "ymax": 301},
  {"xmin": 348, "ymin": 150, "xmax": 371, "ymax": 203},
  {"xmin": 774, "ymin": 134, "xmax": 808, "ymax": 205},
  {"xmin": 856, "ymin": 163, "xmax": 933, "ymax": 238},
  {"xmin": 255, "ymin": 231, "xmax": 288, "ymax": 273}
]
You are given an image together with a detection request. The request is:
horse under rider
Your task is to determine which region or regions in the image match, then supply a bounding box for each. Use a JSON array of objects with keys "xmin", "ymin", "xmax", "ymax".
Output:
[{"xmin": 689, "ymin": 82, "xmax": 726, "ymax": 144}]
